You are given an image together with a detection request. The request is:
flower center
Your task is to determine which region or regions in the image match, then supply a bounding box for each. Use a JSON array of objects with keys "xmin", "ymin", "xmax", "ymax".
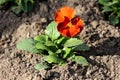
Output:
[{"xmin": 67, "ymin": 22, "xmax": 72, "ymax": 27}]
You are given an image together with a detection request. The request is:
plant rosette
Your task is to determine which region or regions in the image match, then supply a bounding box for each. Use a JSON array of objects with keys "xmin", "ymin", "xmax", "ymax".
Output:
[
  {"xmin": 98, "ymin": 0, "xmax": 120, "ymax": 25},
  {"xmin": 0, "ymin": 0, "xmax": 34, "ymax": 14},
  {"xmin": 17, "ymin": 6, "xmax": 90, "ymax": 70}
]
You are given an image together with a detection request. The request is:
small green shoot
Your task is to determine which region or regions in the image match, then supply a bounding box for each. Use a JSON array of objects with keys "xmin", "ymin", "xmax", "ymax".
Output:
[
  {"xmin": 98, "ymin": 0, "xmax": 120, "ymax": 25},
  {"xmin": 0, "ymin": 0, "xmax": 34, "ymax": 14}
]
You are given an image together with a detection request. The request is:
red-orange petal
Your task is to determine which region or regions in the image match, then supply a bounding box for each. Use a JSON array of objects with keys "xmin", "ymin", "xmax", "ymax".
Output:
[
  {"xmin": 57, "ymin": 17, "xmax": 84, "ymax": 37},
  {"xmin": 55, "ymin": 6, "xmax": 75, "ymax": 23},
  {"xmin": 60, "ymin": 6, "xmax": 75, "ymax": 20},
  {"xmin": 68, "ymin": 26, "xmax": 80, "ymax": 37},
  {"xmin": 59, "ymin": 27, "xmax": 69, "ymax": 37},
  {"xmin": 57, "ymin": 17, "xmax": 70, "ymax": 31},
  {"xmin": 58, "ymin": 25, "xmax": 81, "ymax": 37},
  {"xmin": 55, "ymin": 9, "xmax": 65, "ymax": 23},
  {"xmin": 71, "ymin": 16, "xmax": 84, "ymax": 31}
]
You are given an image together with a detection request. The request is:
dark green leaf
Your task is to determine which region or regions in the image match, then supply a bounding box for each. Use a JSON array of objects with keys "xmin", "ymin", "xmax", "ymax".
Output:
[
  {"xmin": 56, "ymin": 37, "xmax": 66, "ymax": 44},
  {"xmin": 34, "ymin": 63, "xmax": 50, "ymax": 70},
  {"xmin": 0, "ymin": 0, "xmax": 8, "ymax": 5},
  {"xmin": 63, "ymin": 47, "xmax": 71, "ymax": 59},
  {"xmin": 21, "ymin": 0, "xmax": 34, "ymax": 13},
  {"xmin": 16, "ymin": 39, "xmax": 38, "ymax": 53},
  {"xmin": 74, "ymin": 56, "xmax": 88, "ymax": 66},
  {"xmin": 109, "ymin": 15, "xmax": 119, "ymax": 25},
  {"xmin": 117, "ymin": 11, "xmax": 120, "ymax": 17},
  {"xmin": 64, "ymin": 38, "xmax": 83, "ymax": 47},
  {"xmin": 73, "ymin": 43, "xmax": 90, "ymax": 51},
  {"xmin": 102, "ymin": 6, "xmax": 113, "ymax": 13},
  {"xmin": 11, "ymin": 6, "xmax": 22, "ymax": 14},
  {"xmin": 105, "ymin": 1, "xmax": 118, "ymax": 6},
  {"xmin": 99, "ymin": 0, "xmax": 117, "ymax": 6},
  {"xmin": 98, "ymin": 0, "xmax": 110, "ymax": 5},
  {"xmin": 67, "ymin": 53, "xmax": 75, "ymax": 60},
  {"xmin": 45, "ymin": 21, "xmax": 60, "ymax": 41},
  {"xmin": 45, "ymin": 54, "xmax": 64, "ymax": 64}
]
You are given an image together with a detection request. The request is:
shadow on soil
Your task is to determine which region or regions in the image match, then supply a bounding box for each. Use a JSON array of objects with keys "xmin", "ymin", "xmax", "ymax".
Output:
[
  {"xmin": 77, "ymin": 37, "xmax": 120, "ymax": 78},
  {"xmin": 86, "ymin": 37, "xmax": 120, "ymax": 56},
  {"xmin": 79, "ymin": 37, "xmax": 120, "ymax": 65}
]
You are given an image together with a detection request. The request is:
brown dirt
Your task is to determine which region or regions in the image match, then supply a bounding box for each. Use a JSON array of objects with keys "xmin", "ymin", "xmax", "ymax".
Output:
[{"xmin": 0, "ymin": 0, "xmax": 120, "ymax": 80}]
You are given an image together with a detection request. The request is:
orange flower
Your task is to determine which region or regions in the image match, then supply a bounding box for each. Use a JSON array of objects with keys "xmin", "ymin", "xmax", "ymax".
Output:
[{"xmin": 54, "ymin": 6, "xmax": 84, "ymax": 37}]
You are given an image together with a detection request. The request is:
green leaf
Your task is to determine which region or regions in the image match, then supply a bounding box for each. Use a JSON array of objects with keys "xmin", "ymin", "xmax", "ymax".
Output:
[
  {"xmin": 102, "ymin": 6, "xmax": 113, "ymax": 13},
  {"xmin": 63, "ymin": 47, "xmax": 71, "ymax": 59},
  {"xmin": 34, "ymin": 35, "xmax": 48, "ymax": 43},
  {"xmin": 117, "ymin": 11, "xmax": 120, "ymax": 17},
  {"xmin": 35, "ymin": 43, "xmax": 48, "ymax": 50},
  {"xmin": 56, "ymin": 37, "xmax": 65, "ymax": 44},
  {"xmin": 15, "ymin": 0, "xmax": 21, "ymax": 5},
  {"xmin": 98, "ymin": 0, "xmax": 110, "ymax": 5},
  {"xmin": 34, "ymin": 63, "xmax": 50, "ymax": 70},
  {"xmin": 16, "ymin": 39, "xmax": 38, "ymax": 53},
  {"xmin": 11, "ymin": 6, "xmax": 22, "ymax": 14},
  {"xmin": 73, "ymin": 43, "xmax": 90, "ymax": 51},
  {"xmin": 67, "ymin": 53, "xmax": 75, "ymax": 60},
  {"xmin": 45, "ymin": 21, "xmax": 60, "ymax": 41},
  {"xmin": 45, "ymin": 41, "xmax": 57, "ymax": 52},
  {"xmin": 74, "ymin": 56, "xmax": 88, "ymax": 66},
  {"xmin": 45, "ymin": 54, "xmax": 64, "ymax": 64},
  {"xmin": 109, "ymin": 15, "xmax": 119, "ymax": 25},
  {"xmin": 105, "ymin": 1, "xmax": 118, "ymax": 6},
  {"xmin": 56, "ymin": 49, "xmax": 62, "ymax": 54},
  {"xmin": 55, "ymin": 36, "xmax": 69, "ymax": 45},
  {"xmin": 0, "ymin": 0, "xmax": 8, "ymax": 5},
  {"xmin": 64, "ymin": 38, "xmax": 83, "ymax": 47},
  {"xmin": 21, "ymin": 0, "xmax": 34, "ymax": 13},
  {"xmin": 45, "ymin": 41, "xmax": 55, "ymax": 47}
]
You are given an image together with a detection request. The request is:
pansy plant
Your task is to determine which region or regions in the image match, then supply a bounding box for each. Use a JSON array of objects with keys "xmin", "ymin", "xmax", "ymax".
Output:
[{"xmin": 17, "ymin": 6, "xmax": 90, "ymax": 70}]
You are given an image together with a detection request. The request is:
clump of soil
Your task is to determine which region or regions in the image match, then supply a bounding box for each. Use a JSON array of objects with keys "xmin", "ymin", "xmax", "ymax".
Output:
[{"xmin": 0, "ymin": 0, "xmax": 120, "ymax": 80}]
